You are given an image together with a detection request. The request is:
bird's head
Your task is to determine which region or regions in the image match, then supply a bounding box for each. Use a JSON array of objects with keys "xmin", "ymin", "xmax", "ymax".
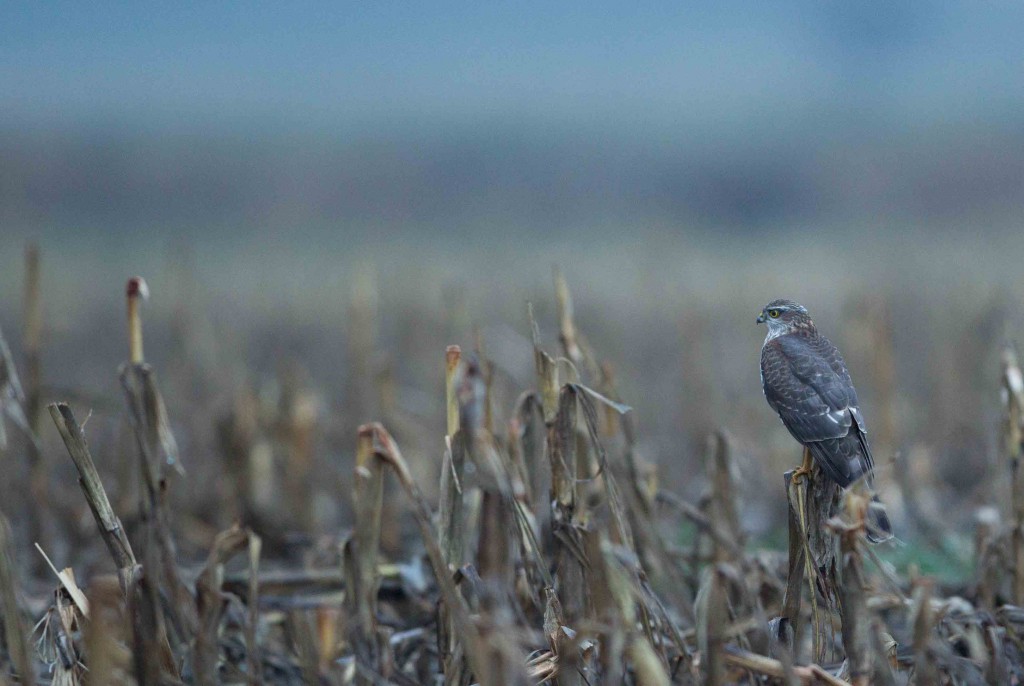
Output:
[{"xmin": 756, "ymin": 299, "xmax": 813, "ymax": 337}]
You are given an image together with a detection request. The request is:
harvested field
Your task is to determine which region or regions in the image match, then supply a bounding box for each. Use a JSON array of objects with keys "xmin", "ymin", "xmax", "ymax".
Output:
[{"xmin": 0, "ymin": 249, "xmax": 1022, "ymax": 685}]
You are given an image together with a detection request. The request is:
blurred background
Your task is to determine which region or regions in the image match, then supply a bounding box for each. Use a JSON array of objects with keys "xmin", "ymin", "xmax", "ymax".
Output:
[{"xmin": 2, "ymin": 2, "xmax": 1023, "ymax": 573}]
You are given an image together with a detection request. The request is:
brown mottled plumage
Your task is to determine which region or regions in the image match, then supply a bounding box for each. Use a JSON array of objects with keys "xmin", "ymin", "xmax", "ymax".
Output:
[{"xmin": 757, "ymin": 299, "xmax": 892, "ymax": 542}]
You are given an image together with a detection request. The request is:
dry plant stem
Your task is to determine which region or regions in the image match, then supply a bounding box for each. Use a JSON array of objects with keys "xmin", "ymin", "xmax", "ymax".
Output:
[
  {"xmin": 704, "ymin": 566, "xmax": 729, "ymax": 686},
  {"xmin": 868, "ymin": 619, "xmax": 897, "ymax": 686},
  {"xmin": 836, "ymin": 517, "xmax": 870, "ymax": 683},
  {"xmin": 707, "ymin": 432, "xmax": 742, "ymax": 557},
  {"xmin": 126, "ymin": 277, "xmax": 147, "ymax": 364},
  {"xmin": 785, "ymin": 449, "xmax": 841, "ymax": 664},
  {"xmin": 1015, "ymin": 453, "xmax": 1024, "ymax": 605},
  {"xmin": 723, "ymin": 647, "xmax": 852, "ymax": 686},
  {"xmin": 985, "ymin": 623, "xmax": 1009, "ymax": 685},
  {"xmin": 360, "ymin": 423, "xmax": 491, "ymax": 684},
  {"xmin": 84, "ymin": 577, "xmax": 128, "ymax": 686},
  {"xmin": 575, "ymin": 390, "xmax": 635, "ymax": 551},
  {"xmin": 703, "ymin": 434, "xmax": 743, "ymax": 685},
  {"xmin": 553, "ymin": 268, "xmax": 600, "ymax": 382},
  {"xmin": 440, "ymin": 346, "xmax": 466, "ymax": 570},
  {"xmin": 246, "ymin": 536, "xmax": 263, "ymax": 686},
  {"xmin": 446, "ymin": 345, "xmax": 461, "ymax": 439},
  {"xmin": 194, "ymin": 525, "xmax": 259, "ymax": 686},
  {"xmin": 22, "ymin": 243, "xmax": 48, "ymax": 567},
  {"xmin": 470, "ymin": 443, "xmax": 527, "ymax": 684},
  {"xmin": 281, "ymin": 380, "xmax": 317, "ymax": 533},
  {"xmin": 218, "ymin": 388, "xmax": 271, "ymax": 541},
  {"xmin": 590, "ymin": 531, "xmax": 671, "ymax": 684},
  {"xmin": 439, "ymin": 346, "xmax": 467, "ymax": 685},
  {"xmin": 553, "ymin": 267, "xmax": 582, "ymax": 369},
  {"xmin": 0, "ymin": 513, "xmax": 32, "ymax": 683},
  {"xmin": 622, "ymin": 463, "xmax": 689, "ymax": 620},
  {"xmin": 133, "ymin": 515, "xmax": 179, "ymax": 683},
  {"xmin": 551, "ymin": 388, "xmax": 587, "ymax": 686},
  {"xmin": 781, "ymin": 470, "xmax": 805, "ymax": 649},
  {"xmin": 127, "ymin": 294, "xmax": 141, "ymax": 363},
  {"xmin": 577, "ymin": 389, "xmax": 688, "ymax": 663},
  {"xmin": 315, "ymin": 607, "xmax": 342, "ymax": 674},
  {"xmin": 530, "ymin": 304, "xmax": 560, "ymax": 426},
  {"xmin": 584, "ymin": 531, "xmax": 625, "ymax": 683},
  {"xmin": 629, "ymin": 637, "xmax": 670, "ymax": 686},
  {"xmin": 514, "ymin": 393, "xmax": 549, "ymax": 539},
  {"xmin": 118, "ymin": 352, "xmax": 192, "ymax": 682},
  {"xmin": 120, "ymin": 363, "xmax": 196, "ymax": 642},
  {"xmin": 474, "ymin": 454, "xmax": 514, "ymax": 586},
  {"xmin": 464, "ymin": 356, "xmax": 515, "ymax": 586},
  {"xmin": 44, "ymin": 579, "xmax": 86, "ymax": 684},
  {"xmin": 910, "ymin": 580, "xmax": 938, "ymax": 684},
  {"xmin": 345, "ymin": 426, "xmax": 385, "ymax": 683},
  {"xmin": 973, "ymin": 506, "xmax": 1001, "ymax": 609},
  {"xmin": 474, "ymin": 333, "xmax": 496, "ymax": 435},
  {"xmin": 48, "ymin": 402, "xmax": 141, "ymax": 592},
  {"xmin": 0, "ymin": 325, "xmax": 34, "ymax": 489},
  {"xmin": 1001, "ymin": 346, "xmax": 1024, "ymax": 604},
  {"xmin": 287, "ymin": 610, "xmax": 321, "ymax": 685}
]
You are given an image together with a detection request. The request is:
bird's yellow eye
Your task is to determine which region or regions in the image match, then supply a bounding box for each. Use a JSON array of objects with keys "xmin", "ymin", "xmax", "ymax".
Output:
[{"xmin": 768, "ymin": 309, "xmax": 780, "ymax": 318}]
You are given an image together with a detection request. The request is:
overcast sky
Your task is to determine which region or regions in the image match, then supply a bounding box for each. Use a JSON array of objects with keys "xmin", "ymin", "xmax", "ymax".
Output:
[{"xmin": 4, "ymin": 2, "xmax": 1023, "ymax": 139}]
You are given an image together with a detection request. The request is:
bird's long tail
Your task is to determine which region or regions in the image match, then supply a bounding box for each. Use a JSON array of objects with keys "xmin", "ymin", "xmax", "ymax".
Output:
[{"xmin": 866, "ymin": 495, "xmax": 893, "ymax": 543}]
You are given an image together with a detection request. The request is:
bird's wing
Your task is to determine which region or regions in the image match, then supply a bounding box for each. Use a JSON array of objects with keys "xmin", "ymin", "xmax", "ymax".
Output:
[
  {"xmin": 761, "ymin": 333, "xmax": 855, "ymax": 443},
  {"xmin": 762, "ymin": 333, "xmax": 877, "ymax": 485}
]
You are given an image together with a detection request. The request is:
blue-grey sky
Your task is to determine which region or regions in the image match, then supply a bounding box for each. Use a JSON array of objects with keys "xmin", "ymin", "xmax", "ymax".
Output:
[
  {"xmin": 5, "ymin": 2, "xmax": 1023, "ymax": 137},
  {"xmin": 4, "ymin": 2, "xmax": 1024, "ymax": 241}
]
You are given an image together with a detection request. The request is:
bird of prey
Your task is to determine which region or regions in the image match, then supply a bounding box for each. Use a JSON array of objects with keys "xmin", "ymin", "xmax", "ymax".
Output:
[{"xmin": 757, "ymin": 299, "xmax": 892, "ymax": 542}]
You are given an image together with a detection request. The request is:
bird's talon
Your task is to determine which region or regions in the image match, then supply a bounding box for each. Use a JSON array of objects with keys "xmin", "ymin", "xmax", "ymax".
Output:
[
  {"xmin": 791, "ymin": 448, "xmax": 814, "ymax": 485},
  {"xmin": 790, "ymin": 466, "xmax": 812, "ymax": 484}
]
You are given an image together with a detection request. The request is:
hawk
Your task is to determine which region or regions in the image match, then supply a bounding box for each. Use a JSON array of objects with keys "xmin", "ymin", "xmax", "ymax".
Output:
[{"xmin": 757, "ymin": 299, "xmax": 892, "ymax": 542}]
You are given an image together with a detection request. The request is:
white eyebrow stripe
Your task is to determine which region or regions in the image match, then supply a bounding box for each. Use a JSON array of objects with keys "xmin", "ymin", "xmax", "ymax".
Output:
[{"xmin": 767, "ymin": 303, "xmax": 807, "ymax": 314}]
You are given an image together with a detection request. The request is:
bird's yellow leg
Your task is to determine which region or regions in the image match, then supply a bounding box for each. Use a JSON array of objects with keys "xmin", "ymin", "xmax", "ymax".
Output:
[{"xmin": 791, "ymin": 446, "xmax": 814, "ymax": 484}]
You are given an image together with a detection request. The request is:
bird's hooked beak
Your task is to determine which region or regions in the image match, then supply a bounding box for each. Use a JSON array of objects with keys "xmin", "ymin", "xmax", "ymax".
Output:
[{"xmin": 756, "ymin": 310, "xmax": 766, "ymax": 324}]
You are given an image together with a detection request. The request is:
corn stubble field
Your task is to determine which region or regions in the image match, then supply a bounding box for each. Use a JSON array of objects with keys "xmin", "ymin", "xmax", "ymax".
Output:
[{"xmin": 1, "ymin": 244, "xmax": 1024, "ymax": 685}]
